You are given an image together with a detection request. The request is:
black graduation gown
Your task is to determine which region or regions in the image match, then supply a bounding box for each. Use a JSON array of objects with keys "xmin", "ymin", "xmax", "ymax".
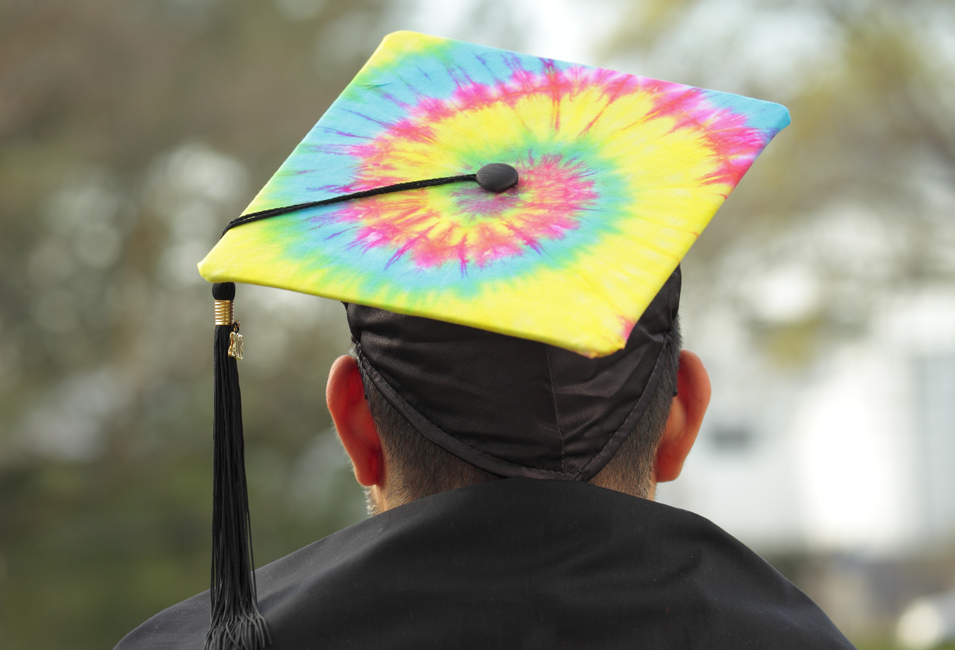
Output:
[{"xmin": 116, "ymin": 479, "xmax": 856, "ymax": 649}]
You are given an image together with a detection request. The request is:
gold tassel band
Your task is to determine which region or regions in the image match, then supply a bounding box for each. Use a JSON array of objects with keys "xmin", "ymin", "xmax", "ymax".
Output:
[{"xmin": 214, "ymin": 300, "xmax": 234, "ymax": 326}]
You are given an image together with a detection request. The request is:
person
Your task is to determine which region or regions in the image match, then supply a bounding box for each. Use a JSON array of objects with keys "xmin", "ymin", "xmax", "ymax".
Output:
[
  {"xmin": 116, "ymin": 31, "xmax": 855, "ymax": 650},
  {"xmin": 117, "ymin": 274, "xmax": 856, "ymax": 650}
]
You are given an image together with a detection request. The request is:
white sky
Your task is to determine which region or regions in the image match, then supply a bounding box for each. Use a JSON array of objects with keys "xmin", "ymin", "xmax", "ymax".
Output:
[{"xmin": 403, "ymin": 0, "xmax": 622, "ymax": 65}]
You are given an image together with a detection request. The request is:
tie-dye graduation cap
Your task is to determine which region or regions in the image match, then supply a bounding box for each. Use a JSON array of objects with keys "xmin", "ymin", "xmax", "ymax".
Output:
[
  {"xmin": 200, "ymin": 30, "xmax": 789, "ymax": 357},
  {"xmin": 197, "ymin": 31, "xmax": 789, "ymax": 650}
]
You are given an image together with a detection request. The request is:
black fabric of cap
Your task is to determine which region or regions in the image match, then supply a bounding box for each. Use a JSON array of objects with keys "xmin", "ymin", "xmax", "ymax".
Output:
[{"xmin": 346, "ymin": 268, "xmax": 681, "ymax": 481}]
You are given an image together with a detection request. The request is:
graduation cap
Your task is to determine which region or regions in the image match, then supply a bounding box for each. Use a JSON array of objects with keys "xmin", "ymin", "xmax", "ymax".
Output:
[{"xmin": 197, "ymin": 31, "xmax": 790, "ymax": 650}]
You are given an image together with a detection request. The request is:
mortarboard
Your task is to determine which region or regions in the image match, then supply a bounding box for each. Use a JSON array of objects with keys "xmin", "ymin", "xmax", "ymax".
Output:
[{"xmin": 196, "ymin": 31, "xmax": 790, "ymax": 650}]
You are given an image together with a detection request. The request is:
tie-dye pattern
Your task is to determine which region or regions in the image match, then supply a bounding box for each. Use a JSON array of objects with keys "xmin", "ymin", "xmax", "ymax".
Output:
[{"xmin": 199, "ymin": 31, "xmax": 790, "ymax": 357}]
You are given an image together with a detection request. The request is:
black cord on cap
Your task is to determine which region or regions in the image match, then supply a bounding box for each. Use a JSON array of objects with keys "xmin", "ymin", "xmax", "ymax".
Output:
[{"xmin": 220, "ymin": 165, "xmax": 519, "ymax": 237}]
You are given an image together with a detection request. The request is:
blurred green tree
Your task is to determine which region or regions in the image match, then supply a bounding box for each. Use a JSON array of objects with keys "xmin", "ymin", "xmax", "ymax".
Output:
[
  {"xmin": 606, "ymin": 0, "xmax": 955, "ymax": 366},
  {"xmin": 0, "ymin": 0, "xmax": 401, "ymax": 647}
]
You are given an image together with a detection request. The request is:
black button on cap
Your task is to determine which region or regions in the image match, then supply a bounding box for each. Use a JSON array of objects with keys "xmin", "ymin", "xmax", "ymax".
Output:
[{"xmin": 476, "ymin": 163, "xmax": 519, "ymax": 193}]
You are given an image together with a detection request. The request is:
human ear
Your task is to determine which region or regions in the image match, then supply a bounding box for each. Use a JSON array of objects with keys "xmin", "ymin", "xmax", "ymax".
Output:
[
  {"xmin": 654, "ymin": 350, "xmax": 711, "ymax": 484},
  {"xmin": 326, "ymin": 355, "xmax": 384, "ymax": 487}
]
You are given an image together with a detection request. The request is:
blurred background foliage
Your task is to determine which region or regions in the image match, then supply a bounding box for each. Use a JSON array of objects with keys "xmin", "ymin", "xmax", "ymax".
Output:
[
  {"xmin": 0, "ymin": 1, "xmax": 392, "ymax": 646},
  {"xmin": 0, "ymin": 0, "xmax": 954, "ymax": 648},
  {"xmin": 606, "ymin": 0, "xmax": 955, "ymax": 367}
]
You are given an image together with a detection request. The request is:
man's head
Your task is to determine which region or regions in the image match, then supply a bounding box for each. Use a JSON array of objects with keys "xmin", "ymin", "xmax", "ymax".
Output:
[{"xmin": 326, "ymin": 310, "xmax": 710, "ymax": 513}]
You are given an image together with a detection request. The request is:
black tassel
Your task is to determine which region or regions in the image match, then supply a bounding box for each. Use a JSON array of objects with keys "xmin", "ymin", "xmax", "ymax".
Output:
[{"xmin": 206, "ymin": 282, "xmax": 271, "ymax": 650}]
